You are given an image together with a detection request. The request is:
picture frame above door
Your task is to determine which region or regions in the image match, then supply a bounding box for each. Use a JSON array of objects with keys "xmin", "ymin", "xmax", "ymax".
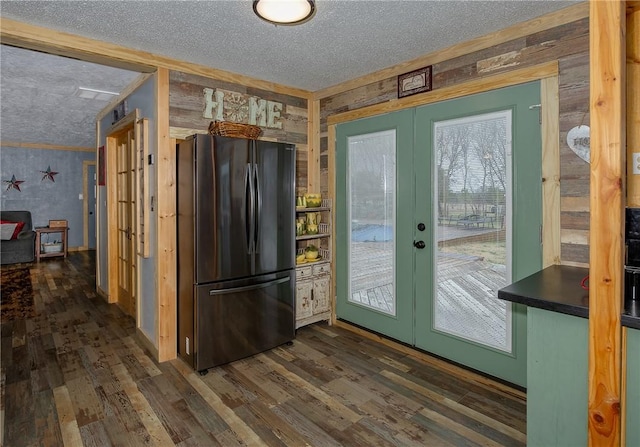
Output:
[{"xmin": 398, "ymin": 66, "xmax": 432, "ymax": 98}]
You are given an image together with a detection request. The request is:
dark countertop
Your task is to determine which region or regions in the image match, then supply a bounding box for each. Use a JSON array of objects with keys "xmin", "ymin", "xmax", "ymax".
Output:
[{"xmin": 498, "ymin": 264, "xmax": 640, "ymax": 330}]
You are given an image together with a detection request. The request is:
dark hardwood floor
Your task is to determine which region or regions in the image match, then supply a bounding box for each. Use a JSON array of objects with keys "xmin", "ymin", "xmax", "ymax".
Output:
[{"xmin": 1, "ymin": 252, "xmax": 526, "ymax": 446}]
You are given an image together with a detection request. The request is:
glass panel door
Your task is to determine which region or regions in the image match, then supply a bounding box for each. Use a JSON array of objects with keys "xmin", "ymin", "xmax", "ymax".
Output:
[
  {"xmin": 336, "ymin": 109, "xmax": 414, "ymax": 344},
  {"xmin": 348, "ymin": 130, "xmax": 396, "ymax": 315},
  {"xmin": 433, "ymin": 110, "xmax": 512, "ymax": 352}
]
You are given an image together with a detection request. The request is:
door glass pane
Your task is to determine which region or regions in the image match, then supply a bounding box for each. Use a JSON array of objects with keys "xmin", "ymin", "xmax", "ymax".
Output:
[
  {"xmin": 347, "ymin": 130, "xmax": 396, "ymax": 315},
  {"xmin": 433, "ymin": 110, "xmax": 513, "ymax": 352}
]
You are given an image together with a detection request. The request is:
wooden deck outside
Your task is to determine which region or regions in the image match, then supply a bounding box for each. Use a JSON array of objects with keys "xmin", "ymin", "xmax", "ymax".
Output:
[{"xmin": 350, "ymin": 226, "xmax": 509, "ymax": 349}]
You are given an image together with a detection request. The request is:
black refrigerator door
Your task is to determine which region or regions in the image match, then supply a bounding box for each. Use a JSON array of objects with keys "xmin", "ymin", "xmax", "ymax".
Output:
[
  {"xmin": 195, "ymin": 135, "xmax": 252, "ymax": 283},
  {"xmin": 194, "ymin": 270, "xmax": 295, "ymax": 371},
  {"xmin": 254, "ymin": 141, "xmax": 296, "ymax": 275}
]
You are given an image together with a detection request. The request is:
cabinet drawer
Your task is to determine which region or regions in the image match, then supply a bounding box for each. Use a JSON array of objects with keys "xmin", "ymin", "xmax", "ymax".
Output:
[
  {"xmin": 313, "ymin": 263, "xmax": 331, "ymax": 276},
  {"xmin": 296, "ymin": 266, "xmax": 313, "ymax": 279}
]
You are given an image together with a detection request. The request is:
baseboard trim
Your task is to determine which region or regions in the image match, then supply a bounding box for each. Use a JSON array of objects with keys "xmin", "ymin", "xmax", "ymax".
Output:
[{"xmin": 136, "ymin": 327, "xmax": 159, "ymax": 361}]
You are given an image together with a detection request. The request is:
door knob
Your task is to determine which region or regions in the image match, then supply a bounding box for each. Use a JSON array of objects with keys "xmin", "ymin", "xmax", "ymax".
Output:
[
  {"xmin": 414, "ymin": 240, "xmax": 425, "ymax": 249},
  {"xmin": 417, "ymin": 223, "xmax": 426, "ymax": 231}
]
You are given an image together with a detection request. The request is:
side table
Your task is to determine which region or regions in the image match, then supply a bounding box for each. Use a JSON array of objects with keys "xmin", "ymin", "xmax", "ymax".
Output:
[{"xmin": 35, "ymin": 226, "xmax": 68, "ymax": 262}]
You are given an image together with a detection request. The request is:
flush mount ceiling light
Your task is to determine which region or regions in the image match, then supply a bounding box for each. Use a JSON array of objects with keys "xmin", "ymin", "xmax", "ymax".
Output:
[{"xmin": 253, "ymin": 0, "xmax": 316, "ymax": 26}]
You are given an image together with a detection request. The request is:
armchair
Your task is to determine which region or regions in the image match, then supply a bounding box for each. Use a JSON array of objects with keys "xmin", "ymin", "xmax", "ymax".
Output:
[{"xmin": 1, "ymin": 210, "xmax": 36, "ymax": 264}]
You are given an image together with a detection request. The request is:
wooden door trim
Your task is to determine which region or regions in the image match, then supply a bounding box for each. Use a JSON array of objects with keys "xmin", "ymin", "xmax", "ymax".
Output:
[
  {"xmin": 327, "ymin": 61, "xmax": 558, "ymax": 126},
  {"xmin": 156, "ymin": 68, "xmax": 176, "ymax": 362},
  {"xmin": 328, "ymin": 67, "xmax": 561, "ymax": 306}
]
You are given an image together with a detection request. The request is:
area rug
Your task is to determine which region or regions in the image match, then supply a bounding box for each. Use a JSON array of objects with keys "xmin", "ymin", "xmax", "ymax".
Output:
[{"xmin": 1, "ymin": 267, "xmax": 35, "ymax": 323}]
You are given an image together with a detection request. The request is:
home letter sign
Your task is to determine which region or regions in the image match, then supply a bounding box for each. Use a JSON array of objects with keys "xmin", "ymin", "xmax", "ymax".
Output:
[{"xmin": 203, "ymin": 88, "xmax": 283, "ymax": 129}]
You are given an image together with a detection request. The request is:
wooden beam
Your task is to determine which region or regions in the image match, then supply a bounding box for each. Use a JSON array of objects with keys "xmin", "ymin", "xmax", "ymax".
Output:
[
  {"xmin": 541, "ymin": 76, "xmax": 561, "ymax": 267},
  {"xmin": 588, "ymin": 1, "xmax": 625, "ymax": 445},
  {"xmin": 0, "ymin": 18, "xmax": 312, "ymax": 99},
  {"xmin": 156, "ymin": 68, "xmax": 177, "ymax": 363},
  {"xmin": 628, "ymin": 2, "xmax": 640, "ymax": 206}
]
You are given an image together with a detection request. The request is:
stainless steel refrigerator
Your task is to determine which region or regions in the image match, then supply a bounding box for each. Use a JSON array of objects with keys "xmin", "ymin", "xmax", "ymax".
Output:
[{"xmin": 177, "ymin": 133, "xmax": 296, "ymax": 373}]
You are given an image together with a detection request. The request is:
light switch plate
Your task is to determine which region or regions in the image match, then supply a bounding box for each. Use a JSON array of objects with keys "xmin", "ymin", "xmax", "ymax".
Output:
[{"xmin": 633, "ymin": 153, "xmax": 640, "ymax": 175}]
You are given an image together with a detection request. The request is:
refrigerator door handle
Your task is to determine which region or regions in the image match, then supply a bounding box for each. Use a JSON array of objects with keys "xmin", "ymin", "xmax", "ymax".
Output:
[
  {"xmin": 244, "ymin": 162, "xmax": 254, "ymax": 254},
  {"xmin": 208, "ymin": 276, "xmax": 290, "ymax": 295},
  {"xmin": 254, "ymin": 162, "xmax": 262, "ymax": 252}
]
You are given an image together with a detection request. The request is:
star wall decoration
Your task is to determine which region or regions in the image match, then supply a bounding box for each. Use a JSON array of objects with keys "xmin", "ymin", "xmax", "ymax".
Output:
[
  {"xmin": 4, "ymin": 175, "xmax": 25, "ymax": 192},
  {"xmin": 40, "ymin": 165, "xmax": 59, "ymax": 182}
]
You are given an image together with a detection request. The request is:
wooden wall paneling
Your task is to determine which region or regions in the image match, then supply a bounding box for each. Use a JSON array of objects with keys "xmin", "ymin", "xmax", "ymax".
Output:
[
  {"xmin": 542, "ymin": 76, "xmax": 561, "ymax": 267},
  {"xmin": 628, "ymin": 3, "xmax": 640, "ymax": 207},
  {"xmin": 588, "ymin": 1, "xmax": 625, "ymax": 445},
  {"xmin": 321, "ymin": 17, "xmax": 591, "ymax": 265},
  {"xmin": 561, "ymin": 212, "xmax": 592, "ymax": 230},
  {"xmin": 307, "ymin": 99, "xmax": 320, "ymax": 192},
  {"xmin": 326, "ymin": 62, "xmax": 558, "ymax": 126},
  {"xmin": 168, "ymin": 70, "xmax": 308, "ymax": 144},
  {"xmin": 156, "ymin": 68, "xmax": 176, "ymax": 363},
  {"xmin": 561, "ymin": 229, "xmax": 590, "ymax": 246},
  {"xmin": 561, "ymin": 196, "xmax": 590, "ymax": 212},
  {"xmin": 313, "ymin": 2, "xmax": 588, "ymax": 99},
  {"xmin": 296, "ymin": 146, "xmax": 308, "ymax": 197}
]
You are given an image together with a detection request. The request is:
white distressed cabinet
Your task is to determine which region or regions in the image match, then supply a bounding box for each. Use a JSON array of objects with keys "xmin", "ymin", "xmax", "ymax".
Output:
[{"xmin": 295, "ymin": 261, "xmax": 331, "ymax": 328}]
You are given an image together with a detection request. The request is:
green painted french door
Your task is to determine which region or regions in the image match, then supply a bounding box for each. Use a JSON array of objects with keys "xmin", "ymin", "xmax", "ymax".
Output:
[
  {"xmin": 335, "ymin": 109, "xmax": 415, "ymax": 344},
  {"xmin": 335, "ymin": 81, "xmax": 541, "ymax": 387}
]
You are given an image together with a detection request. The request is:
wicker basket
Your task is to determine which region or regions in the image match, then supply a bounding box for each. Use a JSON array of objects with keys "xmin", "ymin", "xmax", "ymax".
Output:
[{"xmin": 208, "ymin": 121, "xmax": 262, "ymax": 139}]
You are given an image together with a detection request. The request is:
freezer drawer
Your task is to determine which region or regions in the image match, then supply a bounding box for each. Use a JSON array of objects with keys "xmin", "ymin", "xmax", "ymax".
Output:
[{"xmin": 188, "ymin": 270, "xmax": 295, "ymax": 372}]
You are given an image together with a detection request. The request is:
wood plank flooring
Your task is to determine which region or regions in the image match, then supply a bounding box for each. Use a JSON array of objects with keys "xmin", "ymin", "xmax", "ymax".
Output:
[{"xmin": 1, "ymin": 252, "xmax": 527, "ymax": 446}]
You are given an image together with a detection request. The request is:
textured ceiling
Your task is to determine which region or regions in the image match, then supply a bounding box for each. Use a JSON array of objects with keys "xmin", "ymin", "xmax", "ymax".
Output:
[
  {"xmin": 0, "ymin": 0, "xmax": 580, "ymax": 148},
  {"xmin": 0, "ymin": 46, "xmax": 141, "ymax": 147}
]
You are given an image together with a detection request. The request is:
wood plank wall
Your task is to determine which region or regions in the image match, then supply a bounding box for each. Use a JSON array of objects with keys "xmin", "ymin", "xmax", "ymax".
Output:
[
  {"xmin": 318, "ymin": 17, "xmax": 590, "ymax": 266},
  {"xmin": 167, "ymin": 71, "xmax": 310, "ymax": 195}
]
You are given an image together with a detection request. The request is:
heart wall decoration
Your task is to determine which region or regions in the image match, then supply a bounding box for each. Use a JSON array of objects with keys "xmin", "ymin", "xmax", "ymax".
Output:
[{"xmin": 567, "ymin": 125, "xmax": 590, "ymax": 163}]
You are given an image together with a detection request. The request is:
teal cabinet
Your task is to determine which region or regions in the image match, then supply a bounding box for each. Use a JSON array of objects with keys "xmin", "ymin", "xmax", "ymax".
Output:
[
  {"xmin": 627, "ymin": 327, "xmax": 640, "ymax": 446},
  {"xmin": 527, "ymin": 308, "xmax": 588, "ymax": 447}
]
